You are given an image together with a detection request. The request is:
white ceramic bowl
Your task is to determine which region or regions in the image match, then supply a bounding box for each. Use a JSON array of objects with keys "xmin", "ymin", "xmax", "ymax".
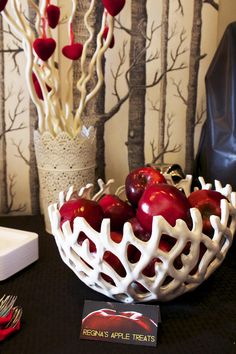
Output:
[{"xmin": 48, "ymin": 175, "xmax": 236, "ymax": 303}]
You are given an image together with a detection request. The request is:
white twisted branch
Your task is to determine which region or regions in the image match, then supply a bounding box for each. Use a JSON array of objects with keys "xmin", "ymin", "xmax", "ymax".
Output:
[{"xmin": 1, "ymin": 0, "xmax": 115, "ymax": 137}]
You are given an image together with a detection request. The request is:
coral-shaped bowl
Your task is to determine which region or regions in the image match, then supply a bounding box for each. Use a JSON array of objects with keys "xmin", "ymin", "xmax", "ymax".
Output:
[{"xmin": 48, "ymin": 176, "xmax": 236, "ymax": 303}]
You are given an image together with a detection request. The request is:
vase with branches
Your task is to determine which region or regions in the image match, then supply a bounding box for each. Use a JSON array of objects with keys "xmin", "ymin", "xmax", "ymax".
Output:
[{"xmin": 0, "ymin": 0, "xmax": 126, "ymax": 232}]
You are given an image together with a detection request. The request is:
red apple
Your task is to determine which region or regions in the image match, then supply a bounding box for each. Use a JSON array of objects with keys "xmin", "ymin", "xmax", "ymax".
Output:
[
  {"xmin": 110, "ymin": 230, "xmax": 123, "ymax": 243},
  {"xmin": 188, "ymin": 189, "xmax": 227, "ymax": 236},
  {"xmin": 142, "ymin": 236, "xmax": 174, "ymax": 277},
  {"xmin": 98, "ymin": 194, "xmax": 135, "ymax": 231},
  {"xmin": 137, "ymin": 183, "xmax": 191, "ymax": 233},
  {"xmin": 78, "ymin": 229, "xmax": 123, "ymax": 256},
  {"xmin": 128, "ymin": 217, "xmax": 151, "ymax": 242},
  {"xmin": 125, "ymin": 166, "xmax": 167, "ymax": 207},
  {"xmin": 59, "ymin": 198, "xmax": 104, "ymax": 231},
  {"xmin": 174, "ymin": 242, "xmax": 207, "ymax": 274},
  {"xmin": 102, "ymin": 251, "xmax": 126, "ymax": 285},
  {"xmin": 77, "ymin": 232, "xmax": 96, "ymax": 253},
  {"xmin": 101, "ymin": 231, "xmax": 126, "ymax": 284},
  {"xmin": 190, "ymin": 242, "xmax": 207, "ymax": 275}
]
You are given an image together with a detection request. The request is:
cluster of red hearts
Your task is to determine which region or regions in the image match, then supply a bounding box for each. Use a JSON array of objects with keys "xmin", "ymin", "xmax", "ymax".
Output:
[
  {"xmin": 0, "ymin": 0, "xmax": 125, "ymax": 57},
  {"xmin": 0, "ymin": 0, "xmax": 126, "ymax": 100},
  {"xmin": 59, "ymin": 166, "xmax": 229, "ymax": 283}
]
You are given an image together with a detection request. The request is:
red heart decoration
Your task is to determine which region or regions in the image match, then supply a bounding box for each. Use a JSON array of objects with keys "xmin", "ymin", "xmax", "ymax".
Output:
[
  {"xmin": 32, "ymin": 73, "xmax": 51, "ymax": 100},
  {"xmin": 62, "ymin": 43, "xmax": 83, "ymax": 60},
  {"xmin": 0, "ymin": 0, "xmax": 8, "ymax": 12},
  {"xmin": 46, "ymin": 4, "xmax": 60, "ymax": 29},
  {"xmin": 102, "ymin": 26, "xmax": 115, "ymax": 48},
  {"xmin": 33, "ymin": 38, "xmax": 56, "ymax": 61},
  {"xmin": 102, "ymin": 0, "xmax": 126, "ymax": 17}
]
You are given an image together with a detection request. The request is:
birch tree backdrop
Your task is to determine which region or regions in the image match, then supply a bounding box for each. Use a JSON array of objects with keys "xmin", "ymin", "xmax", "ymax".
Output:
[{"xmin": 0, "ymin": 0, "xmax": 220, "ymax": 216}]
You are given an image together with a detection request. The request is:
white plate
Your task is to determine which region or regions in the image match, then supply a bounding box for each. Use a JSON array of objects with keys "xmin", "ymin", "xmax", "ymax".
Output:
[{"xmin": 0, "ymin": 226, "xmax": 39, "ymax": 281}]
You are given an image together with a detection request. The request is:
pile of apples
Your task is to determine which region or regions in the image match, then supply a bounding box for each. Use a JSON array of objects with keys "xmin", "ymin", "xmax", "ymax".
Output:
[{"xmin": 59, "ymin": 166, "xmax": 227, "ymax": 282}]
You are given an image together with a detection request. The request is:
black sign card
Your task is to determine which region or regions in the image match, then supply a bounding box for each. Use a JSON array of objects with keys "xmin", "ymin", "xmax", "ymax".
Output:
[{"xmin": 80, "ymin": 300, "xmax": 160, "ymax": 347}]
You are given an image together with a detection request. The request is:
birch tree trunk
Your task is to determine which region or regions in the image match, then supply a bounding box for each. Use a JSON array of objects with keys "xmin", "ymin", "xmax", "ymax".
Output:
[
  {"xmin": 73, "ymin": 2, "xmax": 105, "ymax": 128},
  {"xmin": 185, "ymin": 0, "xmax": 203, "ymax": 173},
  {"xmin": 29, "ymin": 102, "xmax": 40, "ymax": 214},
  {"xmin": 158, "ymin": 0, "xmax": 169, "ymax": 164},
  {"xmin": 0, "ymin": 17, "xmax": 8, "ymax": 214},
  {"xmin": 29, "ymin": 0, "xmax": 40, "ymax": 214},
  {"xmin": 95, "ymin": 118, "xmax": 106, "ymax": 181},
  {"xmin": 127, "ymin": 0, "xmax": 147, "ymax": 171},
  {"xmin": 73, "ymin": 2, "xmax": 105, "ymax": 181}
]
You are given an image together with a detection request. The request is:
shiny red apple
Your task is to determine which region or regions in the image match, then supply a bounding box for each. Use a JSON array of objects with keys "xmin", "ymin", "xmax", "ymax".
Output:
[
  {"xmin": 101, "ymin": 231, "xmax": 126, "ymax": 284},
  {"xmin": 77, "ymin": 232, "xmax": 96, "ymax": 253},
  {"xmin": 188, "ymin": 189, "xmax": 227, "ymax": 236},
  {"xmin": 142, "ymin": 237, "xmax": 174, "ymax": 277},
  {"xmin": 189, "ymin": 242, "xmax": 207, "ymax": 275},
  {"xmin": 125, "ymin": 166, "xmax": 167, "ymax": 207},
  {"xmin": 128, "ymin": 217, "xmax": 151, "ymax": 242},
  {"xmin": 59, "ymin": 198, "xmax": 104, "ymax": 231},
  {"xmin": 137, "ymin": 183, "xmax": 191, "ymax": 233},
  {"xmin": 98, "ymin": 194, "xmax": 135, "ymax": 231}
]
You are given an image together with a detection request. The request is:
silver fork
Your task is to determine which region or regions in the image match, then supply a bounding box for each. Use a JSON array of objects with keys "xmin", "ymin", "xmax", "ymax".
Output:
[
  {"xmin": 5, "ymin": 306, "xmax": 23, "ymax": 328},
  {"xmin": 0, "ymin": 295, "xmax": 17, "ymax": 317}
]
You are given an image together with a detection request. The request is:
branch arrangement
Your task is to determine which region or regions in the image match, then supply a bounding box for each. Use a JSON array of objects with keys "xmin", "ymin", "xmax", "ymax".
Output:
[{"xmin": 0, "ymin": 0, "xmax": 126, "ymax": 137}]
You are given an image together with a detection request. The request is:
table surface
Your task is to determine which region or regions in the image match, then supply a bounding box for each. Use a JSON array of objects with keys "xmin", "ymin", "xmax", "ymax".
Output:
[{"xmin": 0, "ymin": 215, "xmax": 235, "ymax": 354}]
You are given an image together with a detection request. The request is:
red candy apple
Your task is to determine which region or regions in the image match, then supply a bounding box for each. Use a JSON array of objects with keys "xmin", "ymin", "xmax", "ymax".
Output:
[
  {"xmin": 59, "ymin": 198, "xmax": 104, "ymax": 231},
  {"xmin": 102, "ymin": 0, "xmax": 126, "ymax": 17},
  {"xmin": 46, "ymin": 4, "xmax": 60, "ymax": 29},
  {"xmin": 188, "ymin": 189, "xmax": 227, "ymax": 236},
  {"xmin": 137, "ymin": 184, "xmax": 191, "ymax": 233},
  {"xmin": 125, "ymin": 166, "xmax": 167, "ymax": 207},
  {"xmin": 98, "ymin": 194, "xmax": 135, "ymax": 231}
]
